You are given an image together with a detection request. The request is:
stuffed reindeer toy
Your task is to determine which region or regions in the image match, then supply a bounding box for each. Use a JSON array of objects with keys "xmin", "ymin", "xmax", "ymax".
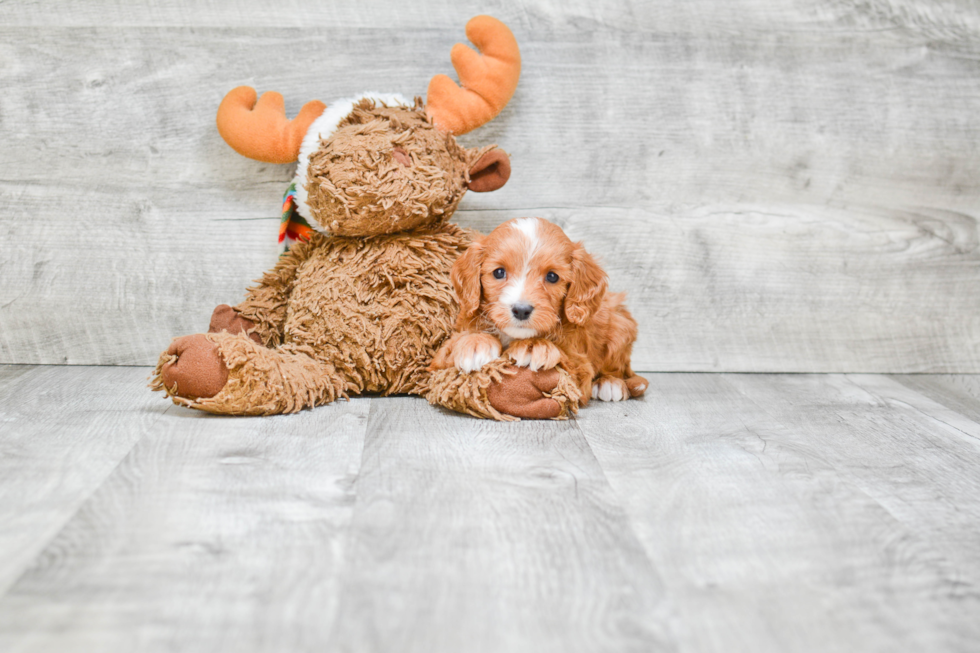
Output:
[{"xmin": 151, "ymin": 16, "xmax": 581, "ymax": 419}]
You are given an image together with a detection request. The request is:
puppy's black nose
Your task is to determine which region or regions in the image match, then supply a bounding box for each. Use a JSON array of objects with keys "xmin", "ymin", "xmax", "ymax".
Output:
[{"xmin": 512, "ymin": 303, "xmax": 534, "ymax": 321}]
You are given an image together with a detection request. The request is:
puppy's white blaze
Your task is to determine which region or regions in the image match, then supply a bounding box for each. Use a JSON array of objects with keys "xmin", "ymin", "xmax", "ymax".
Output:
[
  {"xmin": 502, "ymin": 326, "xmax": 537, "ymax": 339},
  {"xmin": 455, "ymin": 339, "xmax": 501, "ymax": 374},
  {"xmin": 500, "ymin": 219, "xmax": 544, "ymax": 318},
  {"xmin": 500, "ymin": 275, "xmax": 526, "ymax": 307},
  {"xmin": 511, "ymin": 217, "xmax": 539, "ymax": 245},
  {"xmin": 512, "ymin": 217, "xmax": 542, "ymax": 268},
  {"xmin": 595, "ymin": 379, "xmax": 627, "ymax": 402}
]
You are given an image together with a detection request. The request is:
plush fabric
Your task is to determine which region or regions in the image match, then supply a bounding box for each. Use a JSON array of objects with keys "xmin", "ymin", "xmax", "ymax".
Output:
[
  {"xmin": 303, "ymin": 99, "xmax": 485, "ymax": 237},
  {"xmin": 209, "ymin": 303, "xmax": 261, "ymax": 344},
  {"xmin": 293, "ymin": 92, "xmax": 410, "ymax": 224},
  {"xmin": 426, "ymin": 363, "xmax": 581, "ymax": 421},
  {"xmin": 153, "ymin": 331, "xmax": 347, "ymax": 416},
  {"xmin": 216, "ymin": 87, "xmax": 326, "ymax": 164},
  {"xmin": 154, "ymin": 221, "xmax": 469, "ymax": 410},
  {"xmin": 243, "ymin": 225, "xmax": 470, "ymax": 397}
]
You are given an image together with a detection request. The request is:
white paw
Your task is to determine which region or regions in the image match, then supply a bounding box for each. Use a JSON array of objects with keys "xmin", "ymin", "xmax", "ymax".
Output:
[
  {"xmin": 454, "ymin": 337, "xmax": 502, "ymax": 373},
  {"xmin": 592, "ymin": 379, "xmax": 628, "ymax": 402}
]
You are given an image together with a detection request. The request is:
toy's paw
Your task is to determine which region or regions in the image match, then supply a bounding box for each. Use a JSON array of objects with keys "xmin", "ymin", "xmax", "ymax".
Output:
[
  {"xmin": 209, "ymin": 304, "xmax": 261, "ymax": 344},
  {"xmin": 505, "ymin": 338, "xmax": 562, "ymax": 371},
  {"xmin": 160, "ymin": 334, "xmax": 228, "ymax": 400},
  {"xmin": 453, "ymin": 333, "xmax": 502, "ymax": 373},
  {"xmin": 591, "ymin": 376, "xmax": 630, "ymax": 402},
  {"xmin": 488, "ymin": 367, "xmax": 562, "ymax": 419},
  {"xmin": 625, "ymin": 375, "xmax": 648, "ymax": 398}
]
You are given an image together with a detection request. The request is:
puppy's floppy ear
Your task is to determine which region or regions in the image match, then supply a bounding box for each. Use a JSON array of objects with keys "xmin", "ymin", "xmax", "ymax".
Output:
[
  {"xmin": 451, "ymin": 239, "xmax": 485, "ymax": 327},
  {"xmin": 563, "ymin": 243, "xmax": 607, "ymax": 325}
]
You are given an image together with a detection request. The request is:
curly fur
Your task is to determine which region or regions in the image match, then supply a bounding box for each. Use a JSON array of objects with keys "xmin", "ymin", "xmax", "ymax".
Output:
[
  {"xmin": 424, "ymin": 358, "xmax": 581, "ymax": 421},
  {"xmin": 151, "ymin": 331, "xmax": 348, "ymax": 415},
  {"xmin": 305, "ymin": 99, "xmax": 492, "ymax": 236}
]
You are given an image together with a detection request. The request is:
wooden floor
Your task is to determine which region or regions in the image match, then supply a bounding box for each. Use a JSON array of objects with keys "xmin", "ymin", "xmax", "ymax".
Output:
[{"xmin": 1, "ymin": 366, "xmax": 979, "ymax": 652}]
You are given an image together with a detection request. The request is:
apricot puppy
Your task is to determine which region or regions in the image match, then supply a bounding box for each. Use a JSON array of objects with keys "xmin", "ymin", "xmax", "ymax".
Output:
[{"xmin": 431, "ymin": 218, "xmax": 647, "ymax": 406}]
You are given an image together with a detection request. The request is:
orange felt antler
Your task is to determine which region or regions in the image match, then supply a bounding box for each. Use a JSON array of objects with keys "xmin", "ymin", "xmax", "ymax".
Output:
[
  {"xmin": 216, "ymin": 86, "xmax": 326, "ymax": 164},
  {"xmin": 426, "ymin": 15, "xmax": 521, "ymax": 135}
]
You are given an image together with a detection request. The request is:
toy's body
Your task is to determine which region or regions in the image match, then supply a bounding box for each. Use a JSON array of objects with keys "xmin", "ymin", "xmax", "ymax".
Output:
[
  {"xmin": 172, "ymin": 223, "xmax": 472, "ymax": 415},
  {"xmin": 244, "ymin": 226, "xmax": 471, "ymax": 396},
  {"xmin": 151, "ymin": 17, "xmax": 581, "ymax": 419}
]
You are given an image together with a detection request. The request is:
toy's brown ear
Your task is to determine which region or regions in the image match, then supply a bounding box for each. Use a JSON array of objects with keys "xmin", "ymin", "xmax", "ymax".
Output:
[
  {"xmin": 451, "ymin": 240, "xmax": 485, "ymax": 327},
  {"xmin": 563, "ymin": 244, "xmax": 608, "ymax": 325},
  {"xmin": 468, "ymin": 150, "xmax": 511, "ymax": 192}
]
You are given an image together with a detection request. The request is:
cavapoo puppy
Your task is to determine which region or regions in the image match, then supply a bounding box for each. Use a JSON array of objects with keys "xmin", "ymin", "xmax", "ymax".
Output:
[{"xmin": 431, "ymin": 217, "xmax": 647, "ymax": 406}]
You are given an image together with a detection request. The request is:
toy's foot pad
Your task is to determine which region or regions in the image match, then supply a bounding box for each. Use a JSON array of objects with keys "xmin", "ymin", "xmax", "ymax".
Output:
[
  {"xmin": 487, "ymin": 367, "xmax": 562, "ymax": 419},
  {"xmin": 160, "ymin": 334, "xmax": 228, "ymax": 400}
]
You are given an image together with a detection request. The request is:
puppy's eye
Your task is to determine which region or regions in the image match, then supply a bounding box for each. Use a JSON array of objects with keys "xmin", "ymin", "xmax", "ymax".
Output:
[
  {"xmin": 546, "ymin": 271, "xmax": 560, "ymax": 284},
  {"xmin": 493, "ymin": 268, "xmax": 506, "ymax": 280}
]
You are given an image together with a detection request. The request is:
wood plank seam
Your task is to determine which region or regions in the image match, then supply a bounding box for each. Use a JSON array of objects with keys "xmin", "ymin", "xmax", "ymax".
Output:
[{"xmin": 0, "ymin": 403, "xmax": 176, "ymax": 600}]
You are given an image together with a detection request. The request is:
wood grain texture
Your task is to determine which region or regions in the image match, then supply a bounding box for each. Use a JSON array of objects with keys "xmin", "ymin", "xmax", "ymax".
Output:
[
  {"xmin": 1, "ymin": 0, "xmax": 979, "ymax": 370},
  {"xmin": 4, "ymin": 0, "xmax": 980, "ymax": 36},
  {"xmin": 328, "ymin": 396, "xmax": 674, "ymax": 653},
  {"xmin": 0, "ymin": 366, "xmax": 161, "ymax": 595},
  {"xmin": 0, "ymin": 391, "xmax": 371, "ymax": 653},
  {"xmin": 3, "ymin": 366, "xmax": 980, "ymax": 651},
  {"xmin": 889, "ymin": 374, "xmax": 980, "ymax": 424},
  {"xmin": 578, "ymin": 373, "xmax": 980, "ymax": 652}
]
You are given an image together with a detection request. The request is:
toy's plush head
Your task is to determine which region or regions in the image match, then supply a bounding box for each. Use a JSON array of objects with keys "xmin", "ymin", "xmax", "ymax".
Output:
[
  {"xmin": 296, "ymin": 97, "xmax": 509, "ymax": 236},
  {"xmin": 215, "ymin": 15, "xmax": 520, "ymax": 238}
]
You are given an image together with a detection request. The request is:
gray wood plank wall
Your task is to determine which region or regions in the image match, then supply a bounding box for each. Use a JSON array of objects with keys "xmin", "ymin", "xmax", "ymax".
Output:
[{"xmin": 1, "ymin": 0, "xmax": 978, "ymax": 370}]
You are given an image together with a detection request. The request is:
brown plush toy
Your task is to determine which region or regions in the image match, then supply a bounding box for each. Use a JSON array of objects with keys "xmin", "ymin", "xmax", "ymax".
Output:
[{"xmin": 151, "ymin": 16, "xmax": 580, "ymax": 420}]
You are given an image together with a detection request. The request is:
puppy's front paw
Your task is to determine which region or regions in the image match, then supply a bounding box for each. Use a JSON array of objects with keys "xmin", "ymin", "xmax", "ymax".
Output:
[
  {"xmin": 453, "ymin": 333, "xmax": 502, "ymax": 373},
  {"xmin": 591, "ymin": 376, "xmax": 630, "ymax": 402},
  {"xmin": 506, "ymin": 339, "xmax": 562, "ymax": 372}
]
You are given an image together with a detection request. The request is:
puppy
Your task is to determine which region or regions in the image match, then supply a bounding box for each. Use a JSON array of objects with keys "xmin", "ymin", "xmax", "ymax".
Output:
[{"xmin": 431, "ymin": 217, "xmax": 647, "ymax": 405}]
